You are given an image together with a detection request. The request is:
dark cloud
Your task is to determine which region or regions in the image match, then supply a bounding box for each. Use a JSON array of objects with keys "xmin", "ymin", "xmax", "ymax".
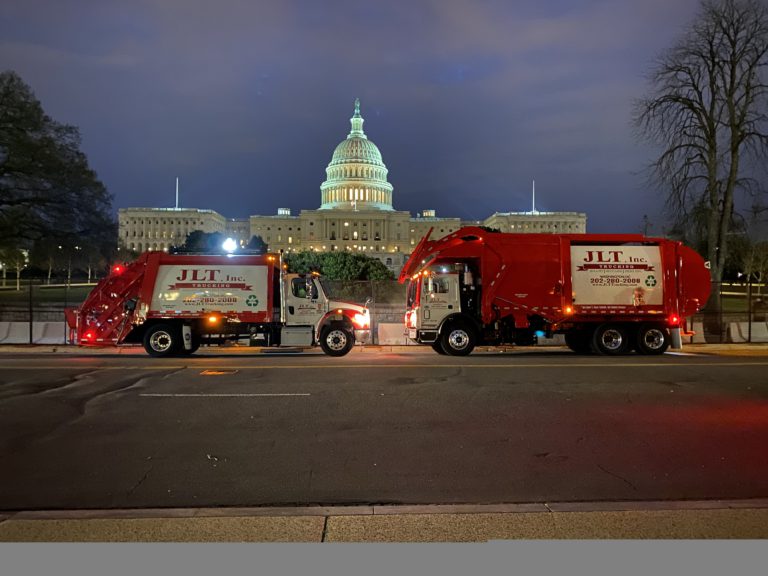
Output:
[{"xmin": 0, "ymin": 0, "xmax": 703, "ymax": 233}]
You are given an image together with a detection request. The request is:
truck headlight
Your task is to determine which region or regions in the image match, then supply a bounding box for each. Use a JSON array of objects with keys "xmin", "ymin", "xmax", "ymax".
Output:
[{"xmin": 353, "ymin": 311, "xmax": 370, "ymax": 329}]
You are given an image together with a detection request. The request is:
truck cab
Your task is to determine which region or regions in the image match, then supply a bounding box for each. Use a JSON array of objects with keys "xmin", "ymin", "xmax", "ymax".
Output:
[
  {"xmin": 281, "ymin": 272, "xmax": 371, "ymax": 355},
  {"xmin": 405, "ymin": 265, "xmax": 484, "ymax": 355}
]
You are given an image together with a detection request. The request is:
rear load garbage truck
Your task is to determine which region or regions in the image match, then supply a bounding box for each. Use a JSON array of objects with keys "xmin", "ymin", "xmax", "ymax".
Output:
[
  {"xmin": 399, "ymin": 226, "xmax": 711, "ymax": 356},
  {"xmin": 66, "ymin": 251, "xmax": 370, "ymax": 357}
]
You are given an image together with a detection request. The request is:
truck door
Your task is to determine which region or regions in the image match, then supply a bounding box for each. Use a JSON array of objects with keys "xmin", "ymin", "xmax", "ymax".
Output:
[
  {"xmin": 285, "ymin": 277, "xmax": 324, "ymax": 326},
  {"xmin": 420, "ymin": 273, "xmax": 458, "ymax": 329}
]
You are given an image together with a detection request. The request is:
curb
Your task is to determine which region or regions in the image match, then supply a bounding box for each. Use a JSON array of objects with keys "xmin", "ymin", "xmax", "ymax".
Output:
[{"xmin": 5, "ymin": 498, "xmax": 768, "ymax": 520}]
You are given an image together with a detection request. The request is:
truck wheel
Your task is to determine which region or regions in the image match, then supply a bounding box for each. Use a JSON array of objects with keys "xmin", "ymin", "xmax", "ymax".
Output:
[
  {"xmin": 591, "ymin": 324, "xmax": 630, "ymax": 355},
  {"xmin": 431, "ymin": 340, "xmax": 448, "ymax": 355},
  {"xmin": 440, "ymin": 322, "xmax": 476, "ymax": 356},
  {"xmin": 320, "ymin": 325, "xmax": 354, "ymax": 357},
  {"xmin": 143, "ymin": 323, "xmax": 181, "ymax": 357},
  {"xmin": 636, "ymin": 325, "xmax": 670, "ymax": 355},
  {"xmin": 565, "ymin": 330, "xmax": 593, "ymax": 354}
]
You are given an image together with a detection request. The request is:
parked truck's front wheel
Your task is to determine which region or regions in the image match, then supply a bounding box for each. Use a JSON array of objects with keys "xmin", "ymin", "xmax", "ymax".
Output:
[
  {"xmin": 320, "ymin": 325, "xmax": 354, "ymax": 357},
  {"xmin": 143, "ymin": 323, "xmax": 181, "ymax": 357},
  {"xmin": 439, "ymin": 321, "xmax": 476, "ymax": 356},
  {"xmin": 636, "ymin": 324, "xmax": 670, "ymax": 355}
]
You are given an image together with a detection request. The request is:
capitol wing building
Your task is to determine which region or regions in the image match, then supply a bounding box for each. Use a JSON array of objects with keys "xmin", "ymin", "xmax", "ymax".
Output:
[{"xmin": 119, "ymin": 100, "xmax": 586, "ymax": 273}]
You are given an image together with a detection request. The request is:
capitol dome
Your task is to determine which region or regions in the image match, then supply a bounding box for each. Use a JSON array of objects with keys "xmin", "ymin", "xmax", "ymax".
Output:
[{"xmin": 319, "ymin": 99, "xmax": 394, "ymax": 211}]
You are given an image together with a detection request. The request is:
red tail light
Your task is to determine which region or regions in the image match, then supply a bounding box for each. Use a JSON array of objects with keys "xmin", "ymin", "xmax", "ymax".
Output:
[
  {"xmin": 82, "ymin": 330, "xmax": 95, "ymax": 341},
  {"xmin": 112, "ymin": 264, "xmax": 124, "ymax": 275},
  {"xmin": 668, "ymin": 314, "xmax": 680, "ymax": 326}
]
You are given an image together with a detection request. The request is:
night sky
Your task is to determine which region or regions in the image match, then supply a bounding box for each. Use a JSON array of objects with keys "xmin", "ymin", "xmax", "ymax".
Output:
[{"xmin": 0, "ymin": 0, "xmax": 705, "ymax": 233}]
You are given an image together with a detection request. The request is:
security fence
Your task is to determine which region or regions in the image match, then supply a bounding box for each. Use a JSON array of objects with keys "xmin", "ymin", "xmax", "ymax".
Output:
[
  {"xmin": 0, "ymin": 276, "xmax": 409, "ymax": 345},
  {"xmin": 1, "ymin": 277, "xmax": 766, "ymax": 345},
  {"xmin": 691, "ymin": 282, "xmax": 768, "ymax": 344}
]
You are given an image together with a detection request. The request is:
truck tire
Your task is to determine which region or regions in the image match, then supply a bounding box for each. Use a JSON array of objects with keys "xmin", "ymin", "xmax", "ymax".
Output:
[
  {"xmin": 320, "ymin": 325, "xmax": 354, "ymax": 357},
  {"xmin": 143, "ymin": 323, "xmax": 182, "ymax": 357},
  {"xmin": 439, "ymin": 321, "xmax": 476, "ymax": 356},
  {"xmin": 431, "ymin": 340, "xmax": 448, "ymax": 355},
  {"xmin": 636, "ymin": 324, "xmax": 670, "ymax": 355},
  {"xmin": 591, "ymin": 324, "xmax": 630, "ymax": 355},
  {"xmin": 565, "ymin": 330, "xmax": 593, "ymax": 354}
]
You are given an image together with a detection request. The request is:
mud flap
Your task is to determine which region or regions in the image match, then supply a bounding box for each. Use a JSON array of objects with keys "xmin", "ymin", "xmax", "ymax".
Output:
[
  {"xmin": 182, "ymin": 324, "xmax": 192, "ymax": 350},
  {"xmin": 670, "ymin": 327, "xmax": 682, "ymax": 350}
]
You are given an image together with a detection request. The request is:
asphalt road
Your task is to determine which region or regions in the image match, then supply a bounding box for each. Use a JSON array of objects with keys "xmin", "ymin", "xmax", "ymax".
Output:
[{"xmin": 1, "ymin": 347, "xmax": 768, "ymax": 511}]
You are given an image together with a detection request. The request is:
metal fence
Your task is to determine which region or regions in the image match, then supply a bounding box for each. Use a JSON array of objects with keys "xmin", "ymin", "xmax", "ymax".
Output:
[
  {"xmin": 0, "ymin": 276, "xmax": 409, "ymax": 345},
  {"xmin": 2, "ymin": 277, "xmax": 766, "ymax": 345},
  {"xmin": 691, "ymin": 282, "xmax": 768, "ymax": 344}
]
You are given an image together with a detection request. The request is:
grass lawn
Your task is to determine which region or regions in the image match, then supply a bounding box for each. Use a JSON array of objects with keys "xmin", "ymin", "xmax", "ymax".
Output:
[{"xmin": 0, "ymin": 284, "xmax": 94, "ymax": 305}]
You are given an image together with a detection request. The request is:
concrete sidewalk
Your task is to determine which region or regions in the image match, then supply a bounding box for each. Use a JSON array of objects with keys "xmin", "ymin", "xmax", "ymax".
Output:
[{"xmin": 2, "ymin": 500, "xmax": 768, "ymax": 541}]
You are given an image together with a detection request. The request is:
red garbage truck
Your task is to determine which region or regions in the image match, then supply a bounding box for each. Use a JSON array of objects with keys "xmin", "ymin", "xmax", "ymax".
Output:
[
  {"xmin": 66, "ymin": 251, "xmax": 370, "ymax": 357},
  {"xmin": 399, "ymin": 226, "xmax": 711, "ymax": 356}
]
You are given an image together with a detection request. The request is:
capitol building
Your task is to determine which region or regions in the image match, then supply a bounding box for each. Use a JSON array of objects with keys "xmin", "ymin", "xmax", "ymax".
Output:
[{"xmin": 119, "ymin": 99, "xmax": 587, "ymax": 273}]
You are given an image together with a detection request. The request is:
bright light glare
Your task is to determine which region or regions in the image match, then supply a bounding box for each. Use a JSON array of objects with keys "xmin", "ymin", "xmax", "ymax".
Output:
[
  {"xmin": 222, "ymin": 238, "xmax": 237, "ymax": 253},
  {"xmin": 353, "ymin": 312, "xmax": 370, "ymax": 328}
]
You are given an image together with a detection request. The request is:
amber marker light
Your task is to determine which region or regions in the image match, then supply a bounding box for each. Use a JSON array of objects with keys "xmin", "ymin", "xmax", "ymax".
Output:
[
  {"xmin": 564, "ymin": 305, "xmax": 574, "ymax": 315},
  {"xmin": 208, "ymin": 315, "xmax": 219, "ymax": 324}
]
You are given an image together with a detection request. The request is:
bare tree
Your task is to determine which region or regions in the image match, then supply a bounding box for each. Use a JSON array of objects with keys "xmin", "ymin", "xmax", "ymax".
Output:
[
  {"xmin": 0, "ymin": 247, "xmax": 26, "ymax": 290},
  {"xmin": 0, "ymin": 70, "xmax": 115, "ymax": 249},
  {"xmin": 635, "ymin": 0, "xmax": 768, "ymax": 293}
]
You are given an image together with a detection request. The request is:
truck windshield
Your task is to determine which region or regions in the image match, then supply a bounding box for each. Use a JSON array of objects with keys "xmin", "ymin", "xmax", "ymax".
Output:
[{"xmin": 406, "ymin": 280, "xmax": 418, "ymax": 308}]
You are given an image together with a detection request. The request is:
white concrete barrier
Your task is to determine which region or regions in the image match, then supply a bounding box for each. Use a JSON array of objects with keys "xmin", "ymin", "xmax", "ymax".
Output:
[
  {"xmin": 376, "ymin": 323, "xmax": 414, "ymax": 345},
  {"xmin": 37, "ymin": 321, "xmax": 67, "ymax": 344},
  {"xmin": 728, "ymin": 322, "xmax": 768, "ymax": 343},
  {"xmin": 0, "ymin": 321, "xmax": 67, "ymax": 344},
  {"xmin": 0, "ymin": 322, "xmax": 31, "ymax": 344},
  {"xmin": 687, "ymin": 321, "xmax": 707, "ymax": 344}
]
